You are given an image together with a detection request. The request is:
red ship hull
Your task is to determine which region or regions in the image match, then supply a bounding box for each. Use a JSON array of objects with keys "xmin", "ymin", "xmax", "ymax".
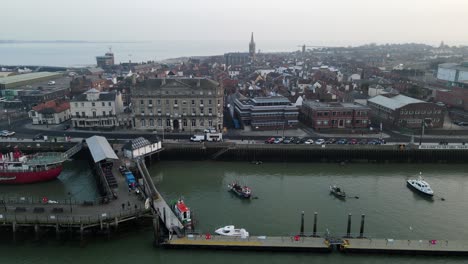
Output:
[{"xmin": 0, "ymin": 166, "xmax": 63, "ymax": 184}]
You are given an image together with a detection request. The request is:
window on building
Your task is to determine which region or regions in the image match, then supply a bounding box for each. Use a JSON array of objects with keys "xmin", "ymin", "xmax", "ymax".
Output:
[
  {"xmin": 102, "ymin": 111, "xmax": 106, "ymax": 116},
  {"xmin": 208, "ymin": 120, "xmax": 213, "ymax": 127},
  {"xmin": 324, "ymin": 112, "xmax": 329, "ymax": 116},
  {"xmin": 93, "ymin": 111, "xmax": 96, "ymax": 117},
  {"xmin": 109, "ymin": 110, "xmax": 112, "ymax": 116},
  {"xmin": 191, "ymin": 100, "xmax": 195, "ymax": 105},
  {"xmin": 208, "ymin": 99, "xmax": 212, "ymax": 105},
  {"xmin": 149, "ymin": 99, "xmax": 153, "ymax": 105},
  {"xmin": 192, "ymin": 108, "xmax": 196, "ymax": 114},
  {"xmin": 109, "ymin": 102, "xmax": 112, "ymax": 106},
  {"xmin": 140, "ymin": 100, "xmax": 144, "ymax": 104},
  {"xmin": 174, "ymin": 99, "xmax": 178, "ymax": 105},
  {"xmin": 157, "ymin": 119, "xmax": 162, "ymax": 126},
  {"xmin": 141, "ymin": 119, "xmax": 146, "ymax": 126},
  {"xmin": 92, "ymin": 102, "xmax": 95, "ymax": 107},
  {"xmin": 200, "ymin": 100, "xmax": 204, "ymax": 105},
  {"xmin": 346, "ymin": 120, "xmax": 351, "ymax": 124},
  {"xmin": 166, "ymin": 119, "xmax": 171, "ymax": 127},
  {"xmin": 157, "ymin": 99, "xmax": 161, "ymax": 105},
  {"xmin": 149, "ymin": 119, "xmax": 154, "ymax": 126},
  {"xmin": 183, "ymin": 119, "xmax": 187, "ymax": 127},
  {"xmin": 217, "ymin": 99, "xmax": 220, "ymax": 105},
  {"xmin": 200, "ymin": 119, "xmax": 204, "ymax": 126},
  {"xmin": 318, "ymin": 112, "xmax": 323, "ymax": 117},
  {"xmin": 200, "ymin": 108, "xmax": 204, "ymax": 114},
  {"xmin": 323, "ymin": 120, "xmax": 329, "ymax": 125},
  {"xmin": 76, "ymin": 112, "xmax": 79, "ymax": 117},
  {"xmin": 208, "ymin": 108, "xmax": 212, "ymax": 114},
  {"xmin": 355, "ymin": 120, "xmax": 361, "ymax": 124},
  {"xmin": 102, "ymin": 102, "xmax": 105, "ymax": 107},
  {"xmin": 81, "ymin": 103, "xmax": 84, "ymax": 107},
  {"xmin": 157, "ymin": 109, "xmax": 161, "ymax": 114},
  {"xmin": 191, "ymin": 119, "xmax": 196, "ymax": 126},
  {"xmin": 183, "ymin": 100, "xmax": 187, "ymax": 105},
  {"xmin": 363, "ymin": 120, "xmax": 368, "ymax": 124},
  {"xmin": 166, "ymin": 99, "xmax": 169, "ymax": 104},
  {"xmin": 316, "ymin": 121, "xmax": 322, "ymax": 125},
  {"xmin": 75, "ymin": 103, "xmax": 78, "ymax": 107},
  {"xmin": 82, "ymin": 111, "xmax": 85, "ymax": 117},
  {"xmin": 332, "ymin": 112, "xmax": 336, "ymax": 116}
]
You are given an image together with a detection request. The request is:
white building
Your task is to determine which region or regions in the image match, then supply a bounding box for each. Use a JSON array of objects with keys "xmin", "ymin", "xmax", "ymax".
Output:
[
  {"xmin": 70, "ymin": 88, "xmax": 124, "ymax": 128},
  {"xmin": 122, "ymin": 136, "xmax": 162, "ymax": 159},
  {"xmin": 29, "ymin": 99, "xmax": 71, "ymax": 125},
  {"xmin": 437, "ymin": 62, "xmax": 468, "ymax": 83}
]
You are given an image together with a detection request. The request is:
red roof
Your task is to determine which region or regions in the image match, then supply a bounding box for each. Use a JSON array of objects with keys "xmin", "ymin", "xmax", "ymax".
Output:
[
  {"xmin": 176, "ymin": 201, "xmax": 189, "ymax": 213},
  {"xmin": 32, "ymin": 100, "xmax": 70, "ymax": 114}
]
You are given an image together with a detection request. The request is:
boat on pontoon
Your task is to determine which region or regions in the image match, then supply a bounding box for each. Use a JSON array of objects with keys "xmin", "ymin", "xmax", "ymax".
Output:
[{"xmin": 215, "ymin": 225, "xmax": 249, "ymax": 238}]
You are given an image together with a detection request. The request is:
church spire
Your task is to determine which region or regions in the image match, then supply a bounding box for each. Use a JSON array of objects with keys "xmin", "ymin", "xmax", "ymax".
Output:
[{"xmin": 249, "ymin": 32, "xmax": 256, "ymax": 61}]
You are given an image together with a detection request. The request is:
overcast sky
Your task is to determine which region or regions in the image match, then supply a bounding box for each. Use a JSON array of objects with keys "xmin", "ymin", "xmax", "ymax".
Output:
[{"xmin": 3, "ymin": 0, "xmax": 468, "ymax": 46}]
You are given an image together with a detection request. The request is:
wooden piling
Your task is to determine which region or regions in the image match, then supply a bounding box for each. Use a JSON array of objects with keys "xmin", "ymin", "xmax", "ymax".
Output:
[
  {"xmin": 346, "ymin": 213, "xmax": 352, "ymax": 238},
  {"xmin": 300, "ymin": 211, "xmax": 304, "ymax": 236},
  {"xmin": 359, "ymin": 214, "xmax": 365, "ymax": 238},
  {"xmin": 153, "ymin": 216, "xmax": 160, "ymax": 247},
  {"xmin": 313, "ymin": 212, "xmax": 318, "ymax": 237}
]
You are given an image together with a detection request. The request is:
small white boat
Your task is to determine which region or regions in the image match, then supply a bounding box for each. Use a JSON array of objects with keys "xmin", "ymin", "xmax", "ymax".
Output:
[
  {"xmin": 215, "ymin": 225, "xmax": 249, "ymax": 238},
  {"xmin": 407, "ymin": 173, "xmax": 434, "ymax": 196}
]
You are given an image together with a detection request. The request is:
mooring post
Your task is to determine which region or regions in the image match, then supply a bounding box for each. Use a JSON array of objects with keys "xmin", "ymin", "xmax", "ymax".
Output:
[
  {"xmin": 300, "ymin": 211, "xmax": 305, "ymax": 236},
  {"xmin": 346, "ymin": 213, "xmax": 352, "ymax": 238},
  {"xmin": 12, "ymin": 221, "xmax": 16, "ymax": 243},
  {"xmin": 313, "ymin": 212, "xmax": 318, "ymax": 237},
  {"xmin": 55, "ymin": 223, "xmax": 60, "ymax": 240},
  {"xmin": 163, "ymin": 207, "xmax": 166, "ymax": 224},
  {"xmin": 359, "ymin": 214, "xmax": 365, "ymax": 238},
  {"xmin": 153, "ymin": 216, "xmax": 160, "ymax": 247},
  {"xmin": 80, "ymin": 224, "xmax": 84, "ymax": 242},
  {"xmin": 34, "ymin": 224, "xmax": 39, "ymax": 241}
]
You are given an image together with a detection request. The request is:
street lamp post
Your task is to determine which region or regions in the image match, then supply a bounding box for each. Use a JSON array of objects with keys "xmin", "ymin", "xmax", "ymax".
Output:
[{"xmin": 419, "ymin": 119, "xmax": 425, "ymax": 146}]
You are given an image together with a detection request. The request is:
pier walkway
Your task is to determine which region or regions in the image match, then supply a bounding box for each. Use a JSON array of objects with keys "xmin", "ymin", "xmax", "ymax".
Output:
[
  {"xmin": 136, "ymin": 158, "xmax": 184, "ymax": 232},
  {"xmin": 164, "ymin": 234, "xmax": 331, "ymax": 252}
]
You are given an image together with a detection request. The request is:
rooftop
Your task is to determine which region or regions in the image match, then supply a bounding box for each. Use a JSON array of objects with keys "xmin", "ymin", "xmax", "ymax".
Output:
[
  {"xmin": 32, "ymin": 100, "xmax": 70, "ymax": 114},
  {"xmin": 368, "ymin": 94, "xmax": 425, "ymax": 110},
  {"xmin": 439, "ymin": 62, "xmax": 468, "ymax": 72},
  {"xmin": 303, "ymin": 101, "xmax": 370, "ymax": 109}
]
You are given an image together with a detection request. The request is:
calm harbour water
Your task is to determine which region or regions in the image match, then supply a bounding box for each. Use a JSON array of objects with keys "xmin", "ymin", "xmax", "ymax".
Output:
[{"xmin": 1, "ymin": 160, "xmax": 468, "ymax": 263}]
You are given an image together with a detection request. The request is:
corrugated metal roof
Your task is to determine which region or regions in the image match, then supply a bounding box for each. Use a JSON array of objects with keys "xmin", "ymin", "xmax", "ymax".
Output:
[
  {"xmin": 368, "ymin": 95, "xmax": 424, "ymax": 110},
  {"xmin": 0, "ymin": 72, "xmax": 62, "ymax": 85},
  {"xmin": 86, "ymin": 136, "xmax": 118, "ymax": 163}
]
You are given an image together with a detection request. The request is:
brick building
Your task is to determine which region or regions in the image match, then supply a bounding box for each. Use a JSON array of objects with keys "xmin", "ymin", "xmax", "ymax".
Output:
[
  {"xmin": 367, "ymin": 94, "xmax": 445, "ymax": 128},
  {"xmin": 301, "ymin": 101, "xmax": 371, "ymax": 130}
]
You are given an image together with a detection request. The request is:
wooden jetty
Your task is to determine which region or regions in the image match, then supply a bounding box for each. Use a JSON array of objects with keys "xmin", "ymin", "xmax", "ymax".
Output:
[
  {"xmin": 163, "ymin": 235, "xmax": 331, "ymax": 252},
  {"xmin": 340, "ymin": 238, "xmax": 468, "ymax": 255}
]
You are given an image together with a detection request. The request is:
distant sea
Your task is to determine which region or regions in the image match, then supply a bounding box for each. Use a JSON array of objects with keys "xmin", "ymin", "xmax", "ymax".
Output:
[{"xmin": 0, "ymin": 40, "xmax": 303, "ymax": 67}]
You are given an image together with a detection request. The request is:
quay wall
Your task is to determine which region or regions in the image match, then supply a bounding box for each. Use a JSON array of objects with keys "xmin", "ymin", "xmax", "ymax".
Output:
[{"xmin": 160, "ymin": 143, "xmax": 468, "ymax": 163}]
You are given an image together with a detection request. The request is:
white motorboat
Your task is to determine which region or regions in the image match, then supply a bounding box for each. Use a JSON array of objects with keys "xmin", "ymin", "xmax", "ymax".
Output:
[
  {"xmin": 407, "ymin": 173, "xmax": 434, "ymax": 196},
  {"xmin": 215, "ymin": 225, "xmax": 249, "ymax": 238}
]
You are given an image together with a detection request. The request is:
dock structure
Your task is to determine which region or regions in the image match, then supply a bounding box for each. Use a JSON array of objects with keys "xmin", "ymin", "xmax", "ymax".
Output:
[
  {"xmin": 163, "ymin": 235, "xmax": 331, "ymax": 252},
  {"xmin": 136, "ymin": 158, "xmax": 184, "ymax": 233},
  {"xmin": 340, "ymin": 238, "xmax": 468, "ymax": 255}
]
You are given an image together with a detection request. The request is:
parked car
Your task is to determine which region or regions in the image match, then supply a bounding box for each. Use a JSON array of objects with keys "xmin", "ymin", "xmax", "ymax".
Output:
[
  {"xmin": 283, "ymin": 137, "xmax": 294, "ymax": 144},
  {"xmin": 273, "ymin": 137, "xmax": 284, "ymax": 144},
  {"xmin": 304, "ymin": 139, "xmax": 314, "ymax": 144},
  {"xmin": 190, "ymin": 135, "xmax": 205, "ymax": 142},
  {"xmin": 336, "ymin": 139, "xmax": 348, "ymax": 144},
  {"xmin": 33, "ymin": 133, "xmax": 44, "ymax": 140},
  {"xmin": 368, "ymin": 139, "xmax": 381, "ymax": 145},
  {"xmin": 0, "ymin": 130, "xmax": 15, "ymax": 137},
  {"xmin": 325, "ymin": 138, "xmax": 336, "ymax": 144},
  {"xmin": 63, "ymin": 124, "xmax": 71, "ymax": 130},
  {"xmin": 315, "ymin": 138, "xmax": 326, "ymax": 145},
  {"xmin": 265, "ymin": 137, "xmax": 275, "ymax": 144},
  {"xmin": 348, "ymin": 138, "xmax": 358, "ymax": 145},
  {"xmin": 203, "ymin": 127, "xmax": 217, "ymax": 133}
]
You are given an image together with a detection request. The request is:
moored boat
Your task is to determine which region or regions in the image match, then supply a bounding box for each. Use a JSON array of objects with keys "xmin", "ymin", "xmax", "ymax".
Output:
[
  {"xmin": 228, "ymin": 182, "xmax": 251, "ymax": 198},
  {"xmin": 215, "ymin": 225, "xmax": 249, "ymax": 238},
  {"xmin": 330, "ymin": 185, "xmax": 346, "ymax": 199},
  {"xmin": 173, "ymin": 199, "xmax": 192, "ymax": 229},
  {"xmin": 0, "ymin": 149, "xmax": 64, "ymax": 184},
  {"xmin": 407, "ymin": 173, "xmax": 434, "ymax": 196}
]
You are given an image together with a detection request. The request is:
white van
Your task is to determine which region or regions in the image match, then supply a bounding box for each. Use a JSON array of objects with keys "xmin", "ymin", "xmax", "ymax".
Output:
[{"xmin": 190, "ymin": 135, "xmax": 205, "ymax": 142}]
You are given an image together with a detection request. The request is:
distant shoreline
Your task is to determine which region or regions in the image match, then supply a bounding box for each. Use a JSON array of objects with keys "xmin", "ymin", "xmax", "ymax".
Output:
[{"xmin": 0, "ymin": 40, "xmax": 150, "ymax": 44}]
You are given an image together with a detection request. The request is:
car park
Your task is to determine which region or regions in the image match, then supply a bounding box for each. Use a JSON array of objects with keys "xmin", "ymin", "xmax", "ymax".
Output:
[{"xmin": 315, "ymin": 138, "xmax": 325, "ymax": 145}]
